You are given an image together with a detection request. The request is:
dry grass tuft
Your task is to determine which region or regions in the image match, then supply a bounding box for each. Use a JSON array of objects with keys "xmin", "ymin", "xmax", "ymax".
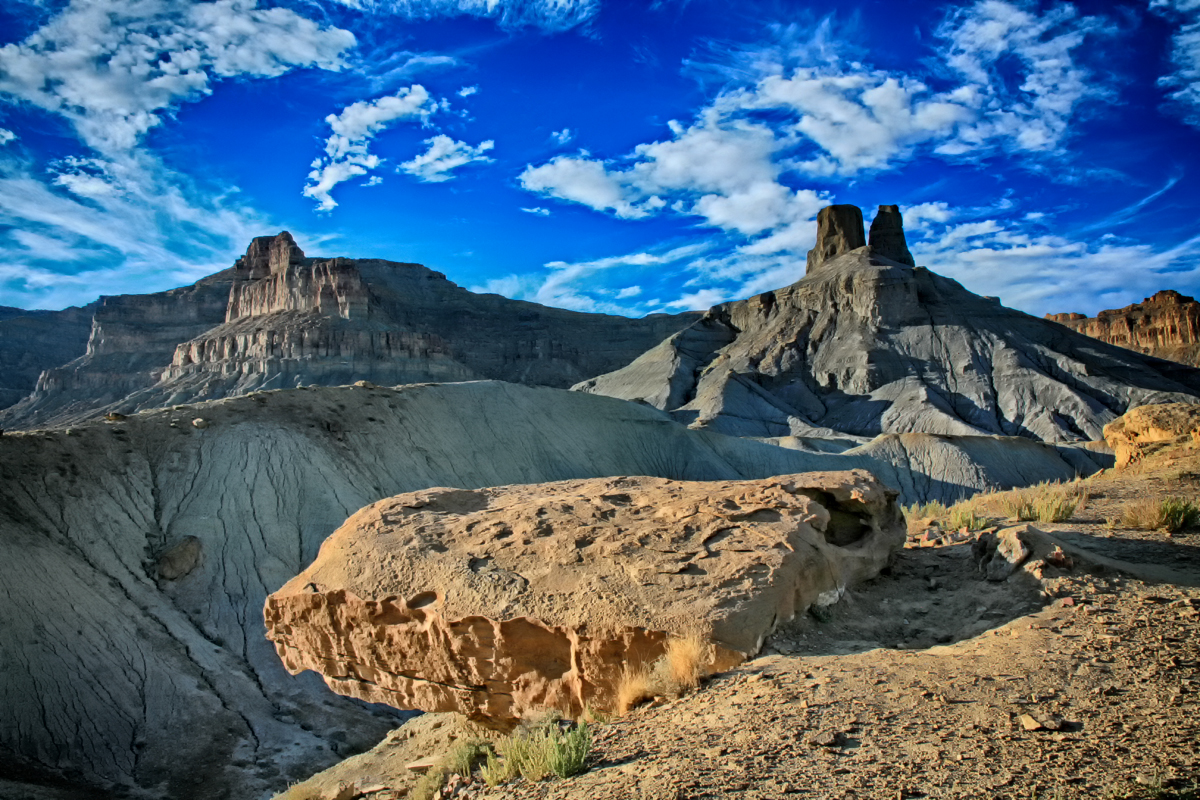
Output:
[
  {"xmin": 616, "ymin": 665, "xmax": 653, "ymax": 715},
  {"xmin": 1120, "ymin": 496, "xmax": 1200, "ymax": 532},
  {"xmin": 665, "ymin": 632, "xmax": 706, "ymax": 692}
]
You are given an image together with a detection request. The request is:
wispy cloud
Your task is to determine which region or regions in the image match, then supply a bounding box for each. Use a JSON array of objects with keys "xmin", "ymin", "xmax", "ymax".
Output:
[
  {"xmin": 0, "ymin": 0, "xmax": 356, "ymax": 154},
  {"xmin": 519, "ymin": 1, "xmax": 1114, "ymax": 258},
  {"xmin": 399, "ymin": 134, "xmax": 494, "ymax": 182},
  {"xmin": 317, "ymin": 0, "xmax": 598, "ymax": 31},
  {"xmin": 1152, "ymin": 0, "xmax": 1200, "ymax": 126}
]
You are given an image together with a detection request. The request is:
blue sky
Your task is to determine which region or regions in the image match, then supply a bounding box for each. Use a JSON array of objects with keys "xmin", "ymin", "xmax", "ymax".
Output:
[{"xmin": 1, "ymin": 0, "xmax": 1199, "ymax": 318}]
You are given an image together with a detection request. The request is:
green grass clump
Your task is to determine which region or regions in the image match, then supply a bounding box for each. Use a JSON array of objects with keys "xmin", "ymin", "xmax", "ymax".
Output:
[
  {"xmin": 948, "ymin": 503, "xmax": 989, "ymax": 531},
  {"xmin": 480, "ymin": 720, "xmax": 591, "ymax": 787},
  {"xmin": 1123, "ymin": 496, "xmax": 1200, "ymax": 532}
]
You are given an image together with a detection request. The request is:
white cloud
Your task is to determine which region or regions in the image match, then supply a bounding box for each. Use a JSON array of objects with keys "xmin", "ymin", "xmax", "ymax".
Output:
[
  {"xmin": 521, "ymin": 206, "xmax": 551, "ymax": 215},
  {"xmin": 551, "ymin": 128, "xmax": 573, "ymax": 145},
  {"xmin": 457, "ymin": 85, "xmax": 478, "ymax": 97},
  {"xmin": 0, "ymin": 129, "xmax": 14, "ymax": 145},
  {"xmin": 519, "ymin": 2, "xmax": 1109, "ymax": 261},
  {"xmin": 1153, "ymin": 0, "xmax": 1200, "ymax": 126},
  {"xmin": 0, "ymin": 150, "xmax": 272, "ymax": 309},
  {"xmin": 0, "ymin": 0, "xmax": 356, "ymax": 153},
  {"xmin": 319, "ymin": 0, "xmax": 597, "ymax": 31},
  {"xmin": 909, "ymin": 213, "xmax": 1200, "ymax": 316},
  {"xmin": 399, "ymin": 134, "xmax": 494, "ymax": 182},
  {"xmin": 304, "ymin": 85, "xmax": 436, "ymax": 210},
  {"xmin": 616, "ymin": 285, "xmax": 641, "ymax": 298}
]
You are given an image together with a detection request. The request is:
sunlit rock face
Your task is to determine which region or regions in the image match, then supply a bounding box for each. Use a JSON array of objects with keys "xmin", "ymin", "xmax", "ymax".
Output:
[
  {"xmin": 264, "ymin": 470, "xmax": 906, "ymax": 728},
  {"xmin": 1047, "ymin": 290, "xmax": 1200, "ymax": 368}
]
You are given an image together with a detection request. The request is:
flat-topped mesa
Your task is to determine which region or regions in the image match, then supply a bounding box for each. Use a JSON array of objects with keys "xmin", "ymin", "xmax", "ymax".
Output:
[
  {"xmin": 805, "ymin": 204, "xmax": 866, "ymax": 274},
  {"xmin": 868, "ymin": 204, "xmax": 916, "ymax": 267},
  {"xmin": 1046, "ymin": 290, "xmax": 1200, "ymax": 367},
  {"xmin": 226, "ymin": 232, "xmax": 370, "ymax": 322}
]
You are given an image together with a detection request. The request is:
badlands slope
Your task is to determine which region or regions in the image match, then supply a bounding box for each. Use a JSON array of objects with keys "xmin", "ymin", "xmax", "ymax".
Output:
[{"xmin": 0, "ymin": 380, "xmax": 1109, "ymax": 799}]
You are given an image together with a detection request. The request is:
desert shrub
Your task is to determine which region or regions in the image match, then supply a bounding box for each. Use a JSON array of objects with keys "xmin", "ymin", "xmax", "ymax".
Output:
[
  {"xmin": 410, "ymin": 738, "xmax": 490, "ymax": 800},
  {"xmin": 904, "ymin": 500, "xmax": 948, "ymax": 522},
  {"xmin": 997, "ymin": 489, "xmax": 1037, "ymax": 521},
  {"xmin": 479, "ymin": 720, "xmax": 590, "ymax": 786},
  {"xmin": 1122, "ymin": 496, "xmax": 1200, "ymax": 532},
  {"xmin": 948, "ymin": 503, "xmax": 989, "ymax": 531},
  {"xmin": 547, "ymin": 722, "xmax": 590, "ymax": 778},
  {"xmin": 1034, "ymin": 486, "xmax": 1086, "ymax": 523}
]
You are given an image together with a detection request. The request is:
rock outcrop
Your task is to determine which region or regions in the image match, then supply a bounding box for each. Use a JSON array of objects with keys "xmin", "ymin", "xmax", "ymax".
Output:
[
  {"xmin": 1103, "ymin": 402, "xmax": 1200, "ymax": 467},
  {"xmin": 0, "ymin": 303, "xmax": 96, "ymax": 410},
  {"xmin": 576, "ymin": 206, "xmax": 1200, "ymax": 443},
  {"xmin": 0, "ymin": 233, "xmax": 699, "ymax": 430},
  {"xmin": 264, "ymin": 471, "xmax": 905, "ymax": 727},
  {"xmin": 868, "ymin": 204, "xmax": 915, "ymax": 267},
  {"xmin": 806, "ymin": 204, "xmax": 866, "ymax": 273},
  {"xmin": 0, "ymin": 380, "xmax": 1110, "ymax": 798},
  {"xmin": 1047, "ymin": 290, "xmax": 1200, "ymax": 367}
]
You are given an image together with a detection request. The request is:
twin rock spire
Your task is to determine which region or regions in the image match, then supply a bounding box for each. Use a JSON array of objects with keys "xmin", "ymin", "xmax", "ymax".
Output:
[{"xmin": 806, "ymin": 204, "xmax": 915, "ymax": 274}]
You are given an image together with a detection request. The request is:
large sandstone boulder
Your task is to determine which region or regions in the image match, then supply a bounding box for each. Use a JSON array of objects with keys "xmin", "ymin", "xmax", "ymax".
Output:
[
  {"xmin": 1103, "ymin": 402, "xmax": 1200, "ymax": 467},
  {"xmin": 264, "ymin": 471, "xmax": 905, "ymax": 727}
]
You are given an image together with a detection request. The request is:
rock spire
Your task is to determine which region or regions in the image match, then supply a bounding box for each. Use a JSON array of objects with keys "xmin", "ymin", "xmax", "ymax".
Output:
[
  {"xmin": 805, "ymin": 205, "xmax": 866, "ymax": 274},
  {"xmin": 868, "ymin": 204, "xmax": 916, "ymax": 267},
  {"xmin": 235, "ymin": 231, "xmax": 306, "ymax": 279}
]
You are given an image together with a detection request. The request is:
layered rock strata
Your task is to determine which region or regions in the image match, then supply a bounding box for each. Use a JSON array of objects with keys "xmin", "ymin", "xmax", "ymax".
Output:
[
  {"xmin": 577, "ymin": 206, "xmax": 1200, "ymax": 443},
  {"xmin": 264, "ymin": 471, "xmax": 905, "ymax": 726},
  {"xmin": 1, "ymin": 233, "xmax": 699, "ymax": 429},
  {"xmin": 1047, "ymin": 290, "xmax": 1200, "ymax": 367},
  {"xmin": 806, "ymin": 204, "xmax": 866, "ymax": 273}
]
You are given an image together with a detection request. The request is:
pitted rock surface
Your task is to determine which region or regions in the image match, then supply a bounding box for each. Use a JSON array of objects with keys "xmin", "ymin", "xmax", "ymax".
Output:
[
  {"xmin": 264, "ymin": 471, "xmax": 905, "ymax": 727},
  {"xmin": 1103, "ymin": 401, "xmax": 1200, "ymax": 467}
]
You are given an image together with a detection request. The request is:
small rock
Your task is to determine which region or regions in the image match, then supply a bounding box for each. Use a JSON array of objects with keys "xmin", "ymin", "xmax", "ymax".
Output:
[
  {"xmin": 808, "ymin": 729, "xmax": 845, "ymax": 748},
  {"xmin": 405, "ymin": 755, "xmax": 439, "ymax": 772},
  {"xmin": 1045, "ymin": 546, "xmax": 1073, "ymax": 569},
  {"xmin": 1018, "ymin": 714, "xmax": 1044, "ymax": 731},
  {"xmin": 354, "ymin": 380, "xmax": 378, "ymax": 389},
  {"xmin": 192, "ymin": 418, "xmax": 209, "ymax": 429},
  {"xmin": 320, "ymin": 783, "xmax": 358, "ymax": 800}
]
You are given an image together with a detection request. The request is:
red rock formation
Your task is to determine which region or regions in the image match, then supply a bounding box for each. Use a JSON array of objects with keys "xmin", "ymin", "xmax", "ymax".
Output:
[{"xmin": 1046, "ymin": 290, "xmax": 1200, "ymax": 367}]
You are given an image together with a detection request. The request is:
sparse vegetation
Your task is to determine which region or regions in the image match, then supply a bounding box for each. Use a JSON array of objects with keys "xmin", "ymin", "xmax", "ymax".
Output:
[
  {"xmin": 948, "ymin": 502, "xmax": 989, "ymax": 531},
  {"xmin": 616, "ymin": 632, "xmax": 713, "ymax": 715},
  {"xmin": 479, "ymin": 718, "xmax": 591, "ymax": 787},
  {"xmin": 1120, "ymin": 496, "xmax": 1200, "ymax": 532},
  {"xmin": 410, "ymin": 738, "xmax": 490, "ymax": 800}
]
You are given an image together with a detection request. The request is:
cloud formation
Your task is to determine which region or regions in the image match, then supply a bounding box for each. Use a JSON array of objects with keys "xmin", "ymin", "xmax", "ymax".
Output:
[
  {"xmin": 320, "ymin": 0, "xmax": 597, "ymax": 31},
  {"xmin": 520, "ymin": 1, "xmax": 1112, "ymax": 257},
  {"xmin": 0, "ymin": 0, "xmax": 356, "ymax": 153},
  {"xmin": 0, "ymin": 129, "xmax": 14, "ymax": 145},
  {"xmin": 1153, "ymin": 0, "xmax": 1200, "ymax": 126},
  {"xmin": 304, "ymin": 85, "xmax": 437, "ymax": 210},
  {"xmin": 400, "ymin": 134, "xmax": 494, "ymax": 182}
]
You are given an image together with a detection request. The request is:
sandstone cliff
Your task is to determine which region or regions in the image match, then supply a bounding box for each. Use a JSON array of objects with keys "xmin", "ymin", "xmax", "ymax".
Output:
[
  {"xmin": 576, "ymin": 206, "xmax": 1200, "ymax": 443},
  {"xmin": 0, "ymin": 233, "xmax": 699, "ymax": 430},
  {"xmin": 1046, "ymin": 290, "xmax": 1200, "ymax": 367},
  {"xmin": 0, "ymin": 381, "xmax": 1107, "ymax": 798}
]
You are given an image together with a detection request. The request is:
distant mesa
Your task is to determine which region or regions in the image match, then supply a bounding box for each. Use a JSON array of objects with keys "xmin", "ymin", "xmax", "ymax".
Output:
[{"xmin": 1047, "ymin": 290, "xmax": 1200, "ymax": 368}]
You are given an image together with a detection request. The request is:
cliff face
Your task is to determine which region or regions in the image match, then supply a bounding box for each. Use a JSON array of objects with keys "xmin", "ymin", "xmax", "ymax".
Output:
[
  {"xmin": 0, "ymin": 304, "xmax": 96, "ymax": 411},
  {"xmin": 0, "ymin": 233, "xmax": 700, "ymax": 429},
  {"xmin": 1046, "ymin": 290, "xmax": 1200, "ymax": 367},
  {"xmin": 577, "ymin": 207, "xmax": 1200, "ymax": 443}
]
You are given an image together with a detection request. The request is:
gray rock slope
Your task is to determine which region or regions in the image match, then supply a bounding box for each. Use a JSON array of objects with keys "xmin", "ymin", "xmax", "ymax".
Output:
[
  {"xmin": 574, "ymin": 247, "xmax": 1200, "ymax": 443},
  {"xmin": 1, "ymin": 233, "xmax": 699, "ymax": 430},
  {"xmin": 0, "ymin": 380, "xmax": 1106, "ymax": 799},
  {"xmin": 0, "ymin": 303, "xmax": 97, "ymax": 411}
]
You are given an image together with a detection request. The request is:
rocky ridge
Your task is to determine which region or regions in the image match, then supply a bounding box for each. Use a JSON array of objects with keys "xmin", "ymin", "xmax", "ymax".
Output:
[
  {"xmin": 0, "ymin": 233, "xmax": 699, "ymax": 430},
  {"xmin": 576, "ymin": 204, "xmax": 1200, "ymax": 443},
  {"xmin": 0, "ymin": 303, "xmax": 96, "ymax": 410},
  {"xmin": 264, "ymin": 472, "xmax": 905, "ymax": 727},
  {"xmin": 1047, "ymin": 289, "xmax": 1200, "ymax": 367}
]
